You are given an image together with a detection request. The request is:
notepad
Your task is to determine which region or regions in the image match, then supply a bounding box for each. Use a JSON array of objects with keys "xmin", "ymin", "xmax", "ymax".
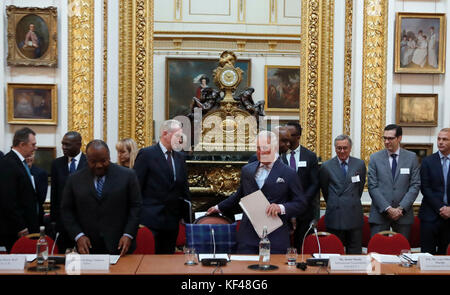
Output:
[
  {"xmin": 370, "ymin": 253, "xmax": 401, "ymax": 264},
  {"xmin": 230, "ymin": 255, "xmax": 260, "ymax": 261},
  {"xmin": 239, "ymin": 190, "xmax": 283, "ymax": 238}
]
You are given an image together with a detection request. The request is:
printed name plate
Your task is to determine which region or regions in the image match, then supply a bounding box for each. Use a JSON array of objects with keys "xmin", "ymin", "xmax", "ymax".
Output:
[
  {"xmin": 0, "ymin": 255, "xmax": 26, "ymax": 270},
  {"xmin": 329, "ymin": 255, "xmax": 371, "ymax": 271},
  {"xmin": 65, "ymin": 254, "xmax": 110, "ymax": 272},
  {"xmin": 418, "ymin": 256, "xmax": 450, "ymax": 271}
]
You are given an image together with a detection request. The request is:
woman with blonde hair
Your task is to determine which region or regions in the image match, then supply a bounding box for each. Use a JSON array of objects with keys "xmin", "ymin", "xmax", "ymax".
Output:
[{"xmin": 116, "ymin": 138, "xmax": 138, "ymax": 168}]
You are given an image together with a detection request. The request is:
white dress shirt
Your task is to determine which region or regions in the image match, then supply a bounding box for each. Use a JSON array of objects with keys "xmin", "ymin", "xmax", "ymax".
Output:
[{"xmin": 68, "ymin": 151, "xmax": 82, "ymax": 171}]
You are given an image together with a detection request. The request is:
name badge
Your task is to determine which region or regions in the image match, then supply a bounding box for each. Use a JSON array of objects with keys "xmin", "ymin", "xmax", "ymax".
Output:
[
  {"xmin": 329, "ymin": 256, "xmax": 371, "ymax": 271},
  {"xmin": 351, "ymin": 175, "xmax": 360, "ymax": 183},
  {"xmin": 418, "ymin": 256, "xmax": 450, "ymax": 271},
  {"xmin": 400, "ymin": 168, "xmax": 410, "ymax": 175},
  {"xmin": 298, "ymin": 161, "xmax": 307, "ymax": 168},
  {"xmin": 65, "ymin": 254, "xmax": 110, "ymax": 274},
  {"xmin": 0, "ymin": 255, "xmax": 26, "ymax": 270}
]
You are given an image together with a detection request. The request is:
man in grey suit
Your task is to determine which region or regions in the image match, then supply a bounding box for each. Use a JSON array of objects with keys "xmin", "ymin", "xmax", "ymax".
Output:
[
  {"xmin": 368, "ymin": 124, "xmax": 420, "ymax": 239},
  {"xmin": 320, "ymin": 135, "xmax": 366, "ymax": 254}
]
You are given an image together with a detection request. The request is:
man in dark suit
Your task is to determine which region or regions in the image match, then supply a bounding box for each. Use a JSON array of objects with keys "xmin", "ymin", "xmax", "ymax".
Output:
[
  {"xmin": 61, "ymin": 140, "xmax": 142, "ymax": 255},
  {"xmin": 50, "ymin": 131, "xmax": 87, "ymax": 251},
  {"xmin": 0, "ymin": 151, "xmax": 4, "ymax": 158},
  {"xmin": 134, "ymin": 119, "xmax": 190, "ymax": 254},
  {"xmin": 368, "ymin": 124, "xmax": 420, "ymax": 239},
  {"xmin": 419, "ymin": 128, "xmax": 450, "ymax": 254},
  {"xmin": 207, "ymin": 131, "xmax": 307, "ymax": 254},
  {"xmin": 0, "ymin": 127, "xmax": 39, "ymax": 252},
  {"xmin": 283, "ymin": 122, "xmax": 319, "ymax": 252},
  {"xmin": 26, "ymin": 153, "xmax": 48, "ymax": 226},
  {"xmin": 319, "ymin": 135, "xmax": 366, "ymax": 254}
]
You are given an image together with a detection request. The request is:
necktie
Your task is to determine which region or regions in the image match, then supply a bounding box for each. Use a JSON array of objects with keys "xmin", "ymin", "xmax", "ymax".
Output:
[
  {"xmin": 341, "ymin": 161, "xmax": 347, "ymax": 177},
  {"xmin": 289, "ymin": 151, "xmax": 296, "ymax": 171},
  {"xmin": 69, "ymin": 158, "xmax": 76, "ymax": 174},
  {"xmin": 391, "ymin": 154, "xmax": 398, "ymax": 180},
  {"xmin": 166, "ymin": 151, "xmax": 175, "ymax": 181},
  {"xmin": 443, "ymin": 156, "xmax": 449, "ymax": 205},
  {"xmin": 96, "ymin": 177, "xmax": 104, "ymax": 199},
  {"xmin": 22, "ymin": 160, "xmax": 35, "ymax": 190}
]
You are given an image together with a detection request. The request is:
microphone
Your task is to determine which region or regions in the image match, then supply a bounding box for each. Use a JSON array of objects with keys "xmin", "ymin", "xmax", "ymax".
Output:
[
  {"xmin": 297, "ymin": 219, "xmax": 316, "ymax": 270},
  {"xmin": 48, "ymin": 232, "xmax": 65, "ymax": 265},
  {"xmin": 201, "ymin": 227, "xmax": 228, "ymax": 266},
  {"xmin": 305, "ymin": 221, "xmax": 329, "ymax": 267}
]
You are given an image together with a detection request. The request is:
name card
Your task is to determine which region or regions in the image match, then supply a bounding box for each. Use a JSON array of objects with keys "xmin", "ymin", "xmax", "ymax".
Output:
[
  {"xmin": 351, "ymin": 175, "xmax": 360, "ymax": 183},
  {"xmin": 419, "ymin": 256, "xmax": 450, "ymax": 271},
  {"xmin": 298, "ymin": 161, "xmax": 307, "ymax": 167},
  {"xmin": 400, "ymin": 168, "xmax": 410, "ymax": 175},
  {"xmin": 329, "ymin": 255, "xmax": 371, "ymax": 271},
  {"xmin": 65, "ymin": 254, "xmax": 110, "ymax": 273},
  {"xmin": 0, "ymin": 255, "xmax": 26, "ymax": 270}
]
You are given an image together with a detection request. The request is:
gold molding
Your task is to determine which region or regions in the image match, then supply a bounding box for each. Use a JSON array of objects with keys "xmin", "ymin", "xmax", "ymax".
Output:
[
  {"xmin": 270, "ymin": 0, "xmax": 278, "ymax": 24},
  {"xmin": 103, "ymin": 0, "xmax": 107, "ymax": 142},
  {"xmin": 343, "ymin": 0, "xmax": 353, "ymax": 136},
  {"xmin": 68, "ymin": 0, "xmax": 94, "ymax": 148},
  {"xmin": 119, "ymin": 0, "xmax": 154, "ymax": 148},
  {"xmin": 300, "ymin": 0, "xmax": 334, "ymax": 161},
  {"xmin": 361, "ymin": 0, "xmax": 388, "ymax": 164}
]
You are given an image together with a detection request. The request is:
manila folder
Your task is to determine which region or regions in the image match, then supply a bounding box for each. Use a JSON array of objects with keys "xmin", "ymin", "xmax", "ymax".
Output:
[{"xmin": 238, "ymin": 190, "xmax": 283, "ymax": 238}]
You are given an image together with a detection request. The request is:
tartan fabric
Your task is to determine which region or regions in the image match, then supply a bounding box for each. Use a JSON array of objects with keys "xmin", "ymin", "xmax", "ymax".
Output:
[{"xmin": 186, "ymin": 223, "xmax": 237, "ymax": 254}]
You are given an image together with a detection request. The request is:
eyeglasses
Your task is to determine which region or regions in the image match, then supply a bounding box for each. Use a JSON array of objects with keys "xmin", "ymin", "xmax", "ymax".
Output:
[
  {"xmin": 335, "ymin": 146, "xmax": 349, "ymax": 151},
  {"xmin": 383, "ymin": 136, "xmax": 397, "ymax": 141}
]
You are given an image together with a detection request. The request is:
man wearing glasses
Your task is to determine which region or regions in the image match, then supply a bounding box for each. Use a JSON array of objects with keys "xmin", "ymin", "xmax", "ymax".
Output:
[{"xmin": 368, "ymin": 124, "xmax": 420, "ymax": 239}]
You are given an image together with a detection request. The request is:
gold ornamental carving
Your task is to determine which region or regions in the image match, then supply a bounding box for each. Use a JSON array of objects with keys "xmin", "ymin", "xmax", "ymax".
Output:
[
  {"xmin": 103, "ymin": 0, "xmax": 108, "ymax": 142},
  {"xmin": 361, "ymin": 0, "xmax": 388, "ymax": 165},
  {"xmin": 343, "ymin": 0, "xmax": 353, "ymax": 136},
  {"xmin": 119, "ymin": 0, "xmax": 154, "ymax": 147},
  {"xmin": 68, "ymin": 0, "xmax": 94, "ymax": 147}
]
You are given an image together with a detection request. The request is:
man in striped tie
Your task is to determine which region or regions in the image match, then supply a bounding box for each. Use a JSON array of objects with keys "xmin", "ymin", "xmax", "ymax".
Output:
[{"xmin": 61, "ymin": 140, "xmax": 142, "ymax": 255}]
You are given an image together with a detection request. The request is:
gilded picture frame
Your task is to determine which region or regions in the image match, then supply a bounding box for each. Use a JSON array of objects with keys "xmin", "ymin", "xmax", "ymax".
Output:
[
  {"xmin": 165, "ymin": 58, "xmax": 251, "ymax": 120},
  {"xmin": 395, "ymin": 12, "xmax": 446, "ymax": 74},
  {"xmin": 7, "ymin": 83, "xmax": 58, "ymax": 125},
  {"xmin": 265, "ymin": 65, "xmax": 300, "ymax": 112},
  {"xmin": 400, "ymin": 143, "xmax": 433, "ymax": 164},
  {"xmin": 396, "ymin": 93, "xmax": 438, "ymax": 127},
  {"xmin": 6, "ymin": 5, "xmax": 58, "ymax": 67}
]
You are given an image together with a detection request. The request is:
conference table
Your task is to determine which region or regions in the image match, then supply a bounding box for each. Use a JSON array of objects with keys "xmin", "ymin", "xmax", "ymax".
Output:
[{"xmin": 1, "ymin": 254, "xmax": 449, "ymax": 276}]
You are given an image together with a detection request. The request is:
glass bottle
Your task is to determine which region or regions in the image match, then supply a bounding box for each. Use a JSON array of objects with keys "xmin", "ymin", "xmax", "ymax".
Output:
[
  {"xmin": 259, "ymin": 226, "xmax": 271, "ymax": 269},
  {"xmin": 36, "ymin": 226, "xmax": 48, "ymax": 271}
]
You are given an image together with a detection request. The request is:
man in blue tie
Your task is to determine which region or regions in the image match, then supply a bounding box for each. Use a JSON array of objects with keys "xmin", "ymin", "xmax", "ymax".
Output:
[
  {"xmin": 61, "ymin": 140, "xmax": 142, "ymax": 255},
  {"xmin": 50, "ymin": 131, "xmax": 87, "ymax": 251},
  {"xmin": 419, "ymin": 128, "xmax": 450, "ymax": 254},
  {"xmin": 368, "ymin": 124, "xmax": 420, "ymax": 239},
  {"xmin": 0, "ymin": 127, "xmax": 39, "ymax": 252}
]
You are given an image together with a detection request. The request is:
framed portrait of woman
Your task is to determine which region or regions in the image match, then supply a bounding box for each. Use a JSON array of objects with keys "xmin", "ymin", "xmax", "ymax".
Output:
[
  {"xmin": 6, "ymin": 6, "xmax": 58, "ymax": 67},
  {"xmin": 395, "ymin": 12, "xmax": 446, "ymax": 74}
]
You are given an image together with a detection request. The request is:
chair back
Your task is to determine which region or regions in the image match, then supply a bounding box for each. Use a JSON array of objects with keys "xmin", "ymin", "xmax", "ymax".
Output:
[
  {"xmin": 447, "ymin": 244, "xmax": 450, "ymax": 255},
  {"xmin": 185, "ymin": 223, "xmax": 237, "ymax": 254},
  {"xmin": 409, "ymin": 216, "xmax": 421, "ymax": 248},
  {"xmin": 362, "ymin": 215, "xmax": 371, "ymax": 247},
  {"xmin": 176, "ymin": 222, "xmax": 186, "ymax": 247},
  {"xmin": 303, "ymin": 232, "xmax": 345, "ymax": 254},
  {"xmin": 10, "ymin": 234, "xmax": 58, "ymax": 254},
  {"xmin": 133, "ymin": 225, "xmax": 155, "ymax": 254},
  {"xmin": 317, "ymin": 216, "xmax": 326, "ymax": 232},
  {"xmin": 193, "ymin": 214, "xmax": 233, "ymax": 225},
  {"xmin": 367, "ymin": 231, "xmax": 410, "ymax": 255}
]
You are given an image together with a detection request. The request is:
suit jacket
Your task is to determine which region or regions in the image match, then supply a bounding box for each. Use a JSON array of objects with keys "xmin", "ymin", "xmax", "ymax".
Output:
[
  {"xmin": 0, "ymin": 151, "xmax": 4, "ymax": 158},
  {"xmin": 320, "ymin": 156, "xmax": 366, "ymax": 230},
  {"xmin": 50, "ymin": 154, "xmax": 87, "ymax": 232},
  {"xmin": 281, "ymin": 146, "xmax": 320, "ymax": 221},
  {"xmin": 218, "ymin": 158, "xmax": 307, "ymax": 252},
  {"xmin": 30, "ymin": 165, "xmax": 48, "ymax": 225},
  {"xmin": 0, "ymin": 151, "xmax": 40, "ymax": 236},
  {"xmin": 419, "ymin": 152, "xmax": 449, "ymax": 222},
  {"xmin": 61, "ymin": 163, "xmax": 142, "ymax": 254},
  {"xmin": 368, "ymin": 148, "xmax": 420, "ymax": 225},
  {"xmin": 133, "ymin": 143, "xmax": 190, "ymax": 231}
]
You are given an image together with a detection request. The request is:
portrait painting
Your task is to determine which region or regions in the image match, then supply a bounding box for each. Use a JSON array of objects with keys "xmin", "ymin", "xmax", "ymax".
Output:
[
  {"xmin": 400, "ymin": 143, "xmax": 433, "ymax": 164},
  {"xmin": 7, "ymin": 6, "xmax": 58, "ymax": 67},
  {"xmin": 166, "ymin": 58, "xmax": 251, "ymax": 119},
  {"xmin": 264, "ymin": 66, "xmax": 300, "ymax": 112},
  {"xmin": 34, "ymin": 147, "xmax": 56, "ymax": 179},
  {"xmin": 395, "ymin": 13, "xmax": 446, "ymax": 74},
  {"xmin": 396, "ymin": 93, "xmax": 438, "ymax": 127},
  {"xmin": 8, "ymin": 83, "xmax": 58, "ymax": 125}
]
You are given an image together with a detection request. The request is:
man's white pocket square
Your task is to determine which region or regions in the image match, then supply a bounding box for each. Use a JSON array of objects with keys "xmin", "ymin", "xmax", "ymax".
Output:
[{"xmin": 276, "ymin": 177, "xmax": 285, "ymax": 183}]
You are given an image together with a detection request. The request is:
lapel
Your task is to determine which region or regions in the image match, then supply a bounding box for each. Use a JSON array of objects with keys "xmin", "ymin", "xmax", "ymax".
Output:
[
  {"xmin": 10, "ymin": 151, "xmax": 35, "ymax": 191},
  {"xmin": 155, "ymin": 143, "xmax": 174, "ymax": 183},
  {"xmin": 281, "ymin": 153, "xmax": 288, "ymax": 165},
  {"xmin": 332, "ymin": 157, "xmax": 347, "ymax": 183},
  {"xmin": 78, "ymin": 153, "xmax": 87, "ymax": 171},
  {"xmin": 394, "ymin": 149, "xmax": 405, "ymax": 182},
  {"xmin": 85, "ymin": 169, "xmax": 100, "ymax": 201},
  {"xmin": 61, "ymin": 156, "xmax": 70, "ymax": 176},
  {"xmin": 382, "ymin": 150, "xmax": 394, "ymax": 184},
  {"xmin": 248, "ymin": 160, "xmax": 261, "ymax": 191}
]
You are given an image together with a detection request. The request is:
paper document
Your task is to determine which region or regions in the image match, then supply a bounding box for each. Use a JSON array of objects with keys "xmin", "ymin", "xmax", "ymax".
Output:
[
  {"xmin": 312, "ymin": 253, "xmax": 341, "ymax": 258},
  {"xmin": 198, "ymin": 254, "xmax": 230, "ymax": 261},
  {"xmin": 401, "ymin": 253, "xmax": 432, "ymax": 262},
  {"xmin": 230, "ymin": 255, "xmax": 260, "ymax": 261},
  {"xmin": 239, "ymin": 190, "xmax": 283, "ymax": 238},
  {"xmin": 370, "ymin": 253, "xmax": 401, "ymax": 264},
  {"xmin": 110, "ymin": 255, "xmax": 120, "ymax": 265}
]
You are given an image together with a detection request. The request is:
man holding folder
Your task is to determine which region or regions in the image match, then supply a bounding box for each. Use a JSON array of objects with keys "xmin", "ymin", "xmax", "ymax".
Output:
[{"xmin": 207, "ymin": 131, "xmax": 307, "ymax": 254}]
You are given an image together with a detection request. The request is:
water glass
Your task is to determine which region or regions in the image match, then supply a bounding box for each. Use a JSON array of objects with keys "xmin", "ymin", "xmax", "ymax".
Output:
[
  {"xmin": 399, "ymin": 249, "xmax": 412, "ymax": 267},
  {"xmin": 286, "ymin": 247, "xmax": 298, "ymax": 266},
  {"xmin": 184, "ymin": 247, "xmax": 197, "ymax": 265}
]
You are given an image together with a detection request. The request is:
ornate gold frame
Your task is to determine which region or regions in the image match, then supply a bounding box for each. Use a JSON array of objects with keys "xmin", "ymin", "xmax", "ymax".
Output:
[
  {"xmin": 7, "ymin": 83, "xmax": 57, "ymax": 125},
  {"xmin": 396, "ymin": 93, "xmax": 438, "ymax": 127},
  {"xmin": 119, "ymin": 0, "xmax": 154, "ymax": 148},
  {"xmin": 264, "ymin": 65, "xmax": 300, "ymax": 112},
  {"xmin": 6, "ymin": 6, "xmax": 58, "ymax": 67}
]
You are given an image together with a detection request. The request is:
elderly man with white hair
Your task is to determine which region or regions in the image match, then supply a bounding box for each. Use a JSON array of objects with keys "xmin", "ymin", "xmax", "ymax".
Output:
[
  {"xmin": 207, "ymin": 130, "xmax": 307, "ymax": 254},
  {"xmin": 134, "ymin": 119, "xmax": 190, "ymax": 254}
]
